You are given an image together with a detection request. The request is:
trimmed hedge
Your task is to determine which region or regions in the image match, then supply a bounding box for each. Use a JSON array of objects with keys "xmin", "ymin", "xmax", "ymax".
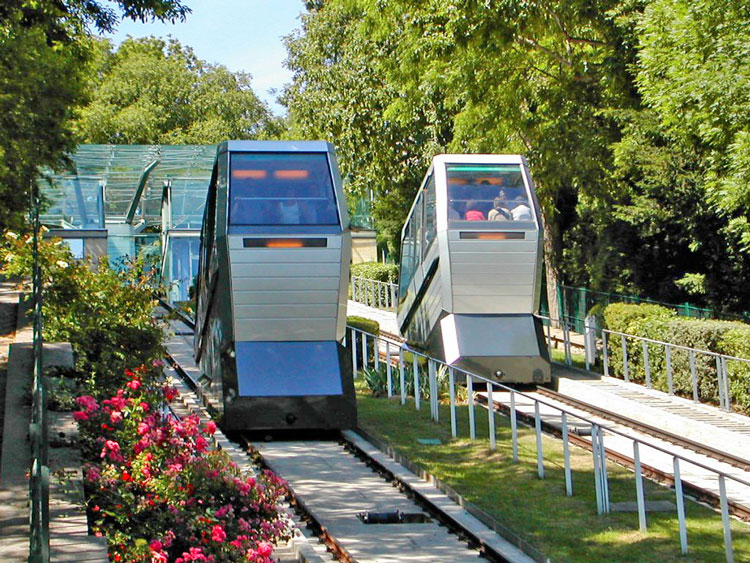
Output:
[
  {"xmin": 602, "ymin": 303, "xmax": 750, "ymax": 413},
  {"xmin": 350, "ymin": 262, "xmax": 399, "ymax": 284}
]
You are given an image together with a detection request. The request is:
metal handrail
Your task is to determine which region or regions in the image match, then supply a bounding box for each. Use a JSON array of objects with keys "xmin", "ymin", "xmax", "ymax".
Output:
[
  {"xmin": 350, "ymin": 275, "xmax": 398, "ymax": 311},
  {"xmin": 348, "ymin": 324, "xmax": 744, "ymax": 561},
  {"xmin": 536, "ymin": 313, "xmax": 749, "ymax": 413},
  {"xmin": 29, "ymin": 187, "xmax": 49, "ymax": 562}
]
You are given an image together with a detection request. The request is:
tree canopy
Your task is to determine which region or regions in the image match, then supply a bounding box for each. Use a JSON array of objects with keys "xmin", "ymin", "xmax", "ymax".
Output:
[
  {"xmin": 283, "ymin": 0, "xmax": 750, "ymax": 314},
  {"xmin": 0, "ymin": 0, "xmax": 190, "ymax": 230},
  {"xmin": 76, "ymin": 37, "xmax": 282, "ymax": 144}
]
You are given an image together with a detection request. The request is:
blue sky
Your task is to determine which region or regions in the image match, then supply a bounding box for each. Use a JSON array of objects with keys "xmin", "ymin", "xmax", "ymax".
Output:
[{"xmin": 101, "ymin": 0, "xmax": 306, "ymax": 115}]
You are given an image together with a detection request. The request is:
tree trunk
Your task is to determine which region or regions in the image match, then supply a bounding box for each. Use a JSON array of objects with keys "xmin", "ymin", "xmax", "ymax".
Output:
[{"xmin": 541, "ymin": 210, "xmax": 560, "ymax": 326}]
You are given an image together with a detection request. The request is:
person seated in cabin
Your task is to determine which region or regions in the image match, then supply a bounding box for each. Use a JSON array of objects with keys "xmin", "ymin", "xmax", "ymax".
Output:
[
  {"xmin": 510, "ymin": 197, "xmax": 532, "ymax": 221},
  {"xmin": 464, "ymin": 200, "xmax": 486, "ymax": 221},
  {"xmin": 488, "ymin": 193, "xmax": 511, "ymax": 221}
]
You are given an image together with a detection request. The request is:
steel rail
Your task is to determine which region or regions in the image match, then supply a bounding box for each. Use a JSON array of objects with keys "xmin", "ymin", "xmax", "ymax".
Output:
[
  {"xmin": 535, "ymin": 387, "xmax": 750, "ymax": 472},
  {"xmin": 474, "ymin": 391, "xmax": 750, "ymax": 522}
]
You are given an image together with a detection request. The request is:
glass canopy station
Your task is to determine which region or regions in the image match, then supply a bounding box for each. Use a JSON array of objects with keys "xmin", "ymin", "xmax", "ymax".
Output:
[
  {"xmin": 397, "ymin": 154, "xmax": 550, "ymax": 384},
  {"xmin": 38, "ymin": 145, "xmax": 216, "ymax": 302}
]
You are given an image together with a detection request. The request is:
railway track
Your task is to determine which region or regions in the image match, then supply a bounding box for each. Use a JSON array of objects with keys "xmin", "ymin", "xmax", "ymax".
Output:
[
  {"xmin": 477, "ymin": 388, "xmax": 750, "ymax": 521},
  {"xmin": 160, "ymin": 311, "xmax": 534, "ymax": 563}
]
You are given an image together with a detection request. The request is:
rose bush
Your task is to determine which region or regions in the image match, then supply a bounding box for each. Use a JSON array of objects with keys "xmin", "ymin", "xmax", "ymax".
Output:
[{"xmin": 78, "ymin": 366, "xmax": 290, "ymax": 562}]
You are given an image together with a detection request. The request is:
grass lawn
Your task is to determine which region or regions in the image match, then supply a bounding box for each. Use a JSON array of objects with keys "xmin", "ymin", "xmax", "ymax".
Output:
[{"xmin": 355, "ymin": 382, "xmax": 750, "ymax": 562}]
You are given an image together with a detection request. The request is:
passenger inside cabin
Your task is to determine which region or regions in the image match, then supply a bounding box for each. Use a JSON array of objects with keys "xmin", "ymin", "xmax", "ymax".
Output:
[
  {"xmin": 488, "ymin": 195, "xmax": 511, "ymax": 221},
  {"xmin": 464, "ymin": 200, "xmax": 486, "ymax": 221},
  {"xmin": 510, "ymin": 197, "xmax": 532, "ymax": 221}
]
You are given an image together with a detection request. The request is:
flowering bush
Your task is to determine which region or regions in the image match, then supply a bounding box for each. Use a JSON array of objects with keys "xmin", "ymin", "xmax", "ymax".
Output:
[
  {"xmin": 77, "ymin": 367, "xmax": 290, "ymax": 562},
  {"xmin": 1, "ymin": 230, "xmax": 165, "ymax": 394}
]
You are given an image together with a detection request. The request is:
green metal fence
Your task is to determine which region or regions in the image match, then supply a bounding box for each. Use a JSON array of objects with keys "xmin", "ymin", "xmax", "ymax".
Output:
[
  {"xmin": 543, "ymin": 282, "xmax": 750, "ymax": 334},
  {"xmin": 29, "ymin": 186, "xmax": 49, "ymax": 563}
]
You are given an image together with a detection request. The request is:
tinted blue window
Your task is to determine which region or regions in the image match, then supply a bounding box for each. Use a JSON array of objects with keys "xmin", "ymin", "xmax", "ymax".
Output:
[
  {"xmin": 229, "ymin": 153, "xmax": 340, "ymax": 226},
  {"xmin": 235, "ymin": 341, "xmax": 343, "ymax": 397}
]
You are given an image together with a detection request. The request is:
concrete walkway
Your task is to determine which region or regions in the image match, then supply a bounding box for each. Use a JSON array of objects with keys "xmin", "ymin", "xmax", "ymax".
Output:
[{"xmin": 0, "ymin": 294, "xmax": 107, "ymax": 562}]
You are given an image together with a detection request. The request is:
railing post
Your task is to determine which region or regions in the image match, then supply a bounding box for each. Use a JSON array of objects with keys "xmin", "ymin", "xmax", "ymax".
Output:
[
  {"xmin": 719, "ymin": 475, "xmax": 735, "ymax": 563},
  {"xmin": 374, "ymin": 334, "xmax": 379, "ymax": 370},
  {"xmin": 449, "ymin": 368, "xmax": 457, "ymax": 438},
  {"xmin": 602, "ymin": 331, "xmax": 610, "ymax": 377},
  {"xmin": 412, "ymin": 353, "xmax": 420, "ymax": 410},
  {"xmin": 399, "ymin": 346, "xmax": 406, "ymax": 405},
  {"xmin": 666, "ymin": 344, "xmax": 673, "ymax": 395},
  {"xmin": 674, "ymin": 457, "xmax": 689, "ymax": 554},
  {"xmin": 689, "ymin": 350, "xmax": 698, "ymax": 402},
  {"xmin": 352, "ymin": 328, "xmax": 358, "ymax": 377},
  {"xmin": 722, "ymin": 357, "xmax": 731, "ymax": 412},
  {"xmin": 361, "ymin": 331, "xmax": 368, "ymax": 370},
  {"xmin": 563, "ymin": 319, "xmax": 572, "ymax": 366},
  {"xmin": 467, "ymin": 375, "xmax": 476, "ymax": 440},
  {"xmin": 643, "ymin": 341, "xmax": 651, "ymax": 388},
  {"xmin": 621, "ymin": 334, "xmax": 629, "ymax": 382},
  {"xmin": 386, "ymin": 341, "xmax": 392, "ymax": 398},
  {"xmin": 487, "ymin": 384, "xmax": 496, "ymax": 451},
  {"xmin": 535, "ymin": 401, "xmax": 544, "ymax": 479},
  {"xmin": 592, "ymin": 425, "xmax": 604, "ymax": 514},
  {"xmin": 562, "ymin": 412, "xmax": 572, "ymax": 496},
  {"xmin": 633, "ymin": 442, "xmax": 647, "ymax": 532},
  {"xmin": 716, "ymin": 356, "xmax": 725, "ymax": 410},
  {"xmin": 510, "ymin": 390, "xmax": 518, "ymax": 462}
]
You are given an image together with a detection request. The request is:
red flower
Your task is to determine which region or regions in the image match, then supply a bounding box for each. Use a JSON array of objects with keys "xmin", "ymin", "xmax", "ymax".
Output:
[
  {"xmin": 72, "ymin": 410, "xmax": 89, "ymax": 422},
  {"xmin": 204, "ymin": 421, "xmax": 217, "ymax": 435},
  {"xmin": 126, "ymin": 379, "xmax": 141, "ymax": 391},
  {"xmin": 164, "ymin": 386, "xmax": 178, "ymax": 402}
]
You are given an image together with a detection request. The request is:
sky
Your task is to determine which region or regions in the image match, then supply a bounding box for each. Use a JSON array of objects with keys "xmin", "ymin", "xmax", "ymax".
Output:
[{"xmin": 101, "ymin": 0, "xmax": 306, "ymax": 115}]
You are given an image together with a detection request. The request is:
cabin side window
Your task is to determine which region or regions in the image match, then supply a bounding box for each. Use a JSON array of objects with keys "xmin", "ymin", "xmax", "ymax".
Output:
[
  {"xmin": 228, "ymin": 152, "xmax": 340, "ymax": 226},
  {"xmin": 422, "ymin": 174, "xmax": 436, "ymax": 257}
]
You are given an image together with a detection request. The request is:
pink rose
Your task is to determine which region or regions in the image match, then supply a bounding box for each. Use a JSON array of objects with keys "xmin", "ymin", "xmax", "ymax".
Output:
[{"xmin": 73, "ymin": 410, "xmax": 89, "ymax": 422}]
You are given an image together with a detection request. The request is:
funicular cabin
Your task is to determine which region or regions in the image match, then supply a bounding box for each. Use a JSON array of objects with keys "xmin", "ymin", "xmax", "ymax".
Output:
[
  {"xmin": 397, "ymin": 154, "xmax": 550, "ymax": 384},
  {"xmin": 193, "ymin": 141, "xmax": 356, "ymax": 430}
]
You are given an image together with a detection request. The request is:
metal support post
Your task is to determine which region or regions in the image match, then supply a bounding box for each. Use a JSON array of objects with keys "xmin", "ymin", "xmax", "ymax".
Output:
[
  {"xmin": 413, "ymin": 353, "xmax": 420, "ymax": 410},
  {"xmin": 487, "ymin": 384, "xmax": 496, "ymax": 451},
  {"xmin": 673, "ymin": 457, "xmax": 688, "ymax": 554},
  {"xmin": 352, "ymin": 328, "xmax": 358, "ymax": 377},
  {"xmin": 643, "ymin": 341, "xmax": 651, "ymax": 388},
  {"xmin": 633, "ymin": 442, "xmax": 647, "ymax": 532},
  {"xmin": 386, "ymin": 341, "xmax": 392, "ymax": 398},
  {"xmin": 449, "ymin": 368, "xmax": 457, "ymax": 438},
  {"xmin": 467, "ymin": 376, "xmax": 476, "ymax": 440},
  {"xmin": 602, "ymin": 332, "xmax": 610, "ymax": 377},
  {"xmin": 719, "ymin": 475, "xmax": 734, "ymax": 563},
  {"xmin": 666, "ymin": 345, "xmax": 673, "ymax": 395},
  {"xmin": 510, "ymin": 390, "xmax": 518, "ymax": 462},
  {"xmin": 399, "ymin": 346, "xmax": 406, "ymax": 405},
  {"xmin": 621, "ymin": 334, "xmax": 629, "ymax": 382},
  {"xmin": 562, "ymin": 413, "xmax": 572, "ymax": 496},
  {"xmin": 361, "ymin": 332, "xmax": 368, "ymax": 371},
  {"xmin": 535, "ymin": 401, "xmax": 544, "ymax": 479},
  {"xmin": 689, "ymin": 351, "xmax": 698, "ymax": 402}
]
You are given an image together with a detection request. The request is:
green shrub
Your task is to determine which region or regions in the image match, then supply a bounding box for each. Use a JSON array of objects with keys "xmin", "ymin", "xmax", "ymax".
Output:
[
  {"xmin": 602, "ymin": 302, "xmax": 750, "ymax": 412},
  {"xmin": 1, "ymin": 231, "xmax": 165, "ymax": 396},
  {"xmin": 347, "ymin": 315, "xmax": 380, "ymax": 335},
  {"xmin": 350, "ymin": 261, "xmax": 399, "ymax": 283}
]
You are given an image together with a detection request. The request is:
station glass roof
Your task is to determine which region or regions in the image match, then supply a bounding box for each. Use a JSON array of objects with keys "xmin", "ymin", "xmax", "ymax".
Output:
[{"xmin": 39, "ymin": 144, "xmax": 216, "ymax": 229}]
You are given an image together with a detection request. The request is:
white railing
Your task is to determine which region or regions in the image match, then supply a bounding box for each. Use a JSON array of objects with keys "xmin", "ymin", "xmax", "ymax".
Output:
[
  {"xmin": 350, "ymin": 275, "xmax": 398, "ymax": 311},
  {"xmin": 347, "ymin": 325, "xmax": 746, "ymax": 561},
  {"xmin": 537, "ymin": 314, "xmax": 750, "ymax": 413}
]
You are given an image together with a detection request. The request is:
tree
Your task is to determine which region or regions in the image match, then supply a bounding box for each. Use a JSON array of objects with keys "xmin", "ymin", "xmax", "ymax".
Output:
[
  {"xmin": 76, "ymin": 37, "xmax": 283, "ymax": 144},
  {"xmin": 0, "ymin": 0, "xmax": 189, "ymax": 231},
  {"xmin": 606, "ymin": 0, "xmax": 750, "ymax": 311},
  {"xmin": 284, "ymin": 1, "xmax": 641, "ymax": 319}
]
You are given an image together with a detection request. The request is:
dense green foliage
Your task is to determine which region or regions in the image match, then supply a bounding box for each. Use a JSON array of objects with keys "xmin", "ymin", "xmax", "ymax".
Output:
[
  {"xmin": 0, "ymin": 0, "xmax": 189, "ymax": 231},
  {"xmin": 350, "ymin": 262, "xmax": 399, "ymax": 284},
  {"xmin": 1, "ymin": 231, "xmax": 165, "ymax": 392},
  {"xmin": 76, "ymin": 37, "xmax": 283, "ymax": 144},
  {"xmin": 602, "ymin": 303, "xmax": 750, "ymax": 412},
  {"xmin": 283, "ymin": 0, "xmax": 750, "ymax": 315}
]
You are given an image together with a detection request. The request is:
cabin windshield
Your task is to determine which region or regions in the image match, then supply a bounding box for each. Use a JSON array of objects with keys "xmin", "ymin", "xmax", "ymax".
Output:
[
  {"xmin": 229, "ymin": 152, "xmax": 340, "ymax": 226},
  {"xmin": 446, "ymin": 163, "xmax": 533, "ymax": 223}
]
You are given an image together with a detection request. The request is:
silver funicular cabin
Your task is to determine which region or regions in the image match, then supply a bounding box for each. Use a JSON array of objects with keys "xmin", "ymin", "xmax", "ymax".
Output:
[
  {"xmin": 194, "ymin": 141, "xmax": 356, "ymax": 431},
  {"xmin": 397, "ymin": 154, "xmax": 550, "ymax": 384}
]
